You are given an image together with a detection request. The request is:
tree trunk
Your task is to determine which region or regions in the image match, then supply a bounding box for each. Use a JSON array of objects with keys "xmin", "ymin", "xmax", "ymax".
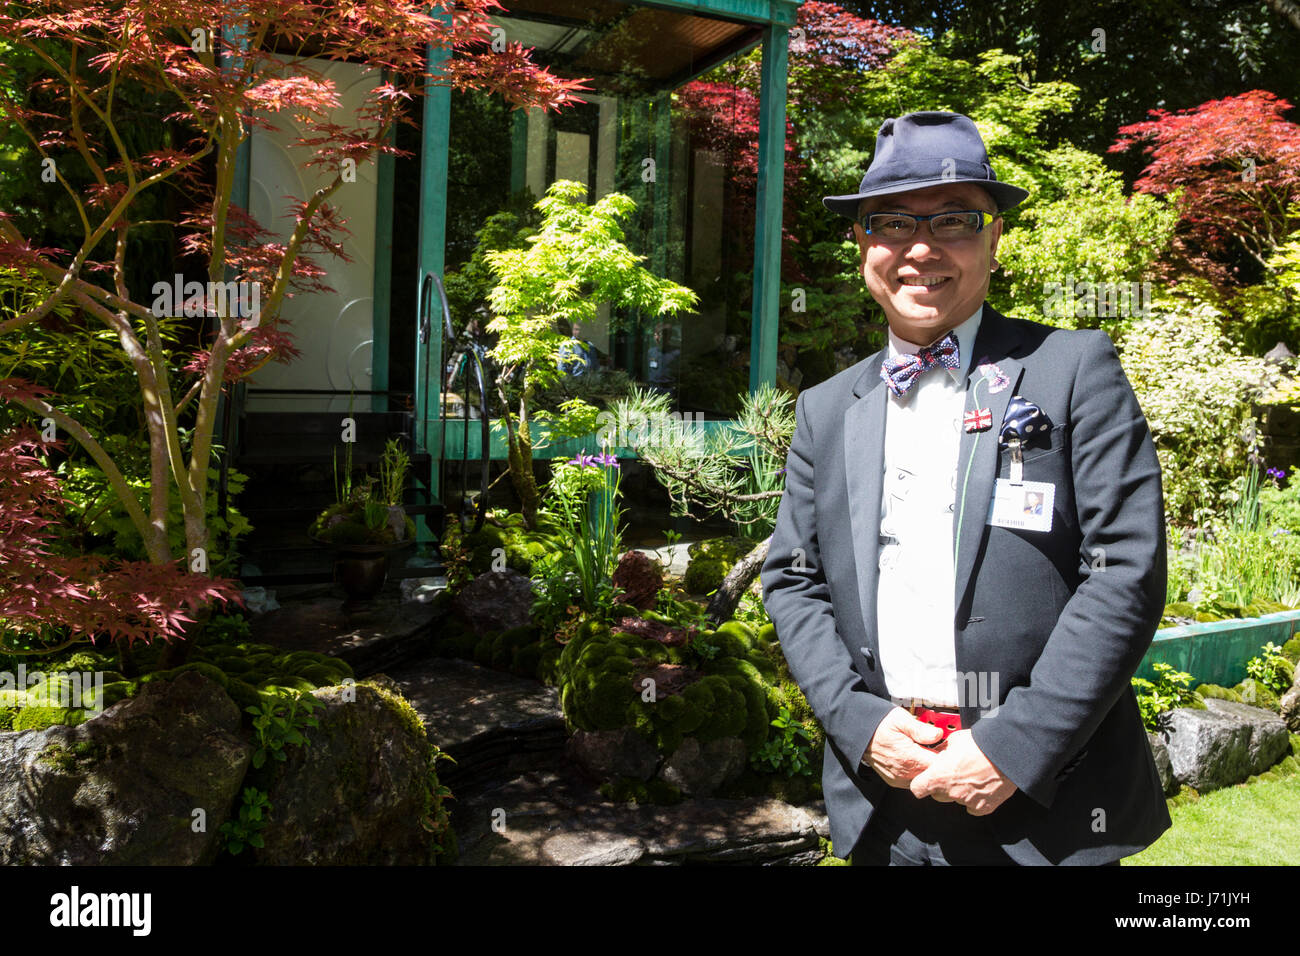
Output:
[{"xmin": 706, "ymin": 536, "xmax": 770, "ymax": 625}]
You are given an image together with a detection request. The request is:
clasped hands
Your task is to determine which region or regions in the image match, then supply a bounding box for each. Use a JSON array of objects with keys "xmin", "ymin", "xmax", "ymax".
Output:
[{"xmin": 862, "ymin": 707, "xmax": 1017, "ymax": 816}]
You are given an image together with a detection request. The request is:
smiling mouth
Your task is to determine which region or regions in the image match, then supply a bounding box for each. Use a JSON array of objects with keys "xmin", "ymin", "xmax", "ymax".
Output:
[{"xmin": 898, "ymin": 276, "xmax": 950, "ymax": 288}]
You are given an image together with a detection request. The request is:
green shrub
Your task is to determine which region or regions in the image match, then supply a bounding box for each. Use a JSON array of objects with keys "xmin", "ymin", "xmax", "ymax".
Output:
[
  {"xmin": 1133, "ymin": 662, "xmax": 1200, "ymax": 731},
  {"xmin": 1246, "ymin": 642, "xmax": 1294, "ymax": 695}
]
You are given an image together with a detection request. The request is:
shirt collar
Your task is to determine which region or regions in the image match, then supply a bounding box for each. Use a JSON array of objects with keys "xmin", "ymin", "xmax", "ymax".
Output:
[{"xmin": 886, "ymin": 305, "xmax": 983, "ymax": 386}]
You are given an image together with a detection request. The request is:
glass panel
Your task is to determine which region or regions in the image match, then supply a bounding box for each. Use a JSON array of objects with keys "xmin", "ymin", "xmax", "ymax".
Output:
[{"xmin": 440, "ymin": 0, "xmax": 765, "ymax": 420}]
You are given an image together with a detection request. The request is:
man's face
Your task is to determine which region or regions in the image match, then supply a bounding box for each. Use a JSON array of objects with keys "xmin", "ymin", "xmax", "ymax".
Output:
[{"xmin": 854, "ymin": 183, "xmax": 1003, "ymax": 348}]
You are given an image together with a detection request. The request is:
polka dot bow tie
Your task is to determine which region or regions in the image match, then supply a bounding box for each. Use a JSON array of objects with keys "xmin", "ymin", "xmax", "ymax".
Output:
[{"xmin": 880, "ymin": 331, "xmax": 960, "ymax": 397}]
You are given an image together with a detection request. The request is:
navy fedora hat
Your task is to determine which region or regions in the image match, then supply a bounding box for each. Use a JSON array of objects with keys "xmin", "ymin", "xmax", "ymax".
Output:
[{"xmin": 823, "ymin": 111, "xmax": 1029, "ymax": 219}]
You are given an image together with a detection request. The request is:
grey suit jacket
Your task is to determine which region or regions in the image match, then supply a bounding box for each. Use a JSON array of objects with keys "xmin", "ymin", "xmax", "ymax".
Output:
[{"xmin": 761, "ymin": 303, "xmax": 1171, "ymax": 864}]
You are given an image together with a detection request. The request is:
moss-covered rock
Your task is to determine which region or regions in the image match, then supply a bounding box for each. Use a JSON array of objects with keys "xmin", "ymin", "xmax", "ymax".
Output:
[
  {"xmin": 1282, "ymin": 637, "xmax": 1300, "ymax": 664},
  {"xmin": 13, "ymin": 707, "xmax": 88, "ymax": 732},
  {"xmin": 682, "ymin": 537, "xmax": 756, "ymax": 595},
  {"xmin": 684, "ymin": 556, "xmax": 728, "ymax": 595},
  {"xmin": 556, "ymin": 617, "xmax": 794, "ymax": 779},
  {"xmin": 1234, "ymin": 678, "xmax": 1280, "ymax": 712},
  {"xmin": 1195, "ymin": 683, "xmax": 1244, "ymax": 704}
]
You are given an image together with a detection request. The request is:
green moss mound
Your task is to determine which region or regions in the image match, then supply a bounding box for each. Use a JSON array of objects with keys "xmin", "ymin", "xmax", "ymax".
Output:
[
  {"xmin": 1234, "ymin": 678, "xmax": 1280, "ymax": 712},
  {"xmin": 454, "ymin": 518, "xmax": 566, "ymax": 578},
  {"xmin": 556, "ymin": 617, "xmax": 801, "ymax": 774},
  {"xmin": 14, "ymin": 707, "xmax": 87, "ymax": 732},
  {"xmin": 1282, "ymin": 638, "xmax": 1300, "ymax": 664},
  {"xmin": 682, "ymin": 537, "xmax": 756, "ymax": 595},
  {"xmin": 1195, "ymin": 683, "xmax": 1244, "ymax": 703}
]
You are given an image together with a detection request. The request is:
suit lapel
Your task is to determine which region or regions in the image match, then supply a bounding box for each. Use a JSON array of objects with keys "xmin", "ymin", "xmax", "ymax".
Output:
[
  {"xmin": 953, "ymin": 304, "xmax": 1025, "ymax": 619},
  {"xmin": 843, "ymin": 354, "xmax": 888, "ymax": 648}
]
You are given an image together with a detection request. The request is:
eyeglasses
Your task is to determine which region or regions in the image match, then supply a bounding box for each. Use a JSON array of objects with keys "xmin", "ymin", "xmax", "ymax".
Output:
[{"xmin": 859, "ymin": 210, "xmax": 997, "ymax": 242}]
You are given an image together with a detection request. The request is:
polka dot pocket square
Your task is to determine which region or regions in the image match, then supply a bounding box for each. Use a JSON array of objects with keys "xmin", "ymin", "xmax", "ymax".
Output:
[{"xmin": 999, "ymin": 395, "xmax": 1054, "ymax": 449}]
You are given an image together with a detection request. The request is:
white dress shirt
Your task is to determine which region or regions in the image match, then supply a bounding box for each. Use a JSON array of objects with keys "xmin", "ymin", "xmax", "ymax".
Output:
[{"xmin": 876, "ymin": 307, "xmax": 982, "ymax": 708}]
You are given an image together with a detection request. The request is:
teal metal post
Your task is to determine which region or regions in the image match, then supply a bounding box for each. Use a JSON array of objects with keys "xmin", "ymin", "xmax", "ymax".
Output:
[
  {"xmin": 371, "ymin": 119, "xmax": 396, "ymax": 412},
  {"xmin": 414, "ymin": 37, "xmax": 452, "ymax": 545},
  {"xmin": 748, "ymin": 22, "xmax": 789, "ymax": 392}
]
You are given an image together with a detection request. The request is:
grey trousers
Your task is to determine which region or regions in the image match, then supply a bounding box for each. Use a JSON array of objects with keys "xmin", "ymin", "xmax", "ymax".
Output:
[{"xmin": 849, "ymin": 786, "xmax": 1122, "ymax": 866}]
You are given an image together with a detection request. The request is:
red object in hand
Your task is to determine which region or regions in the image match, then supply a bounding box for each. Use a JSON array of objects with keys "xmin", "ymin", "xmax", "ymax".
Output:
[{"xmin": 914, "ymin": 707, "xmax": 962, "ymax": 742}]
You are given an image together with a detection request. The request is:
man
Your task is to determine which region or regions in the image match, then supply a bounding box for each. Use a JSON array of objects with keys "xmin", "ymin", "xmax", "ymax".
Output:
[
  {"xmin": 557, "ymin": 319, "xmax": 601, "ymax": 376},
  {"xmin": 760, "ymin": 111, "xmax": 1170, "ymax": 865}
]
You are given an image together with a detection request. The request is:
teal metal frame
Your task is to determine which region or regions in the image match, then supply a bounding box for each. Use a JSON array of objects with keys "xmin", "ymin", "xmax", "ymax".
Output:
[
  {"xmin": 748, "ymin": 22, "xmax": 788, "ymax": 392},
  {"xmin": 228, "ymin": 0, "xmax": 799, "ymax": 472},
  {"xmin": 413, "ymin": 5, "xmax": 799, "ymax": 461},
  {"xmin": 371, "ymin": 118, "xmax": 397, "ymax": 413}
]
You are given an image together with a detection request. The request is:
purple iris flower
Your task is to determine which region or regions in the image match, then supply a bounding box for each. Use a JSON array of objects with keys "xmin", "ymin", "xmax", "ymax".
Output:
[
  {"xmin": 593, "ymin": 451, "xmax": 620, "ymax": 469},
  {"xmin": 568, "ymin": 452, "xmax": 596, "ymax": 468},
  {"xmin": 1266, "ymin": 467, "xmax": 1286, "ymax": 481}
]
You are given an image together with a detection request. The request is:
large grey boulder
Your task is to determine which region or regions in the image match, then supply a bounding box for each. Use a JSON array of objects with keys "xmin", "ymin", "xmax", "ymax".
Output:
[
  {"xmin": 567, "ymin": 728, "xmax": 660, "ymax": 783},
  {"xmin": 659, "ymin": 737, "xmax": 747, "ymax": 797},
  {"xmin": 1202, "ymin": 699, "xmax": 1290, "ymax": 771},
  {"xmin": 451, "ymin": 570, "xmax": 535, "ymax": 636},
  {"xmin": 0, "ymin": 672, "xmax": 250, "ymax": 865},
  {"xmin": 1280, "ymin": 669, "xmax": 1300, "ymax": 732},
  {"xmin": 1160, "ymin": 700, "xmax": 1290, "ymax": 792},
  {"xmin": 1147, "ymin": 732, "xmax": 1177, "ymax": 796},
  {"xmin": 254, "ymin": 679, "xmax": 442, "ymax": 865}
]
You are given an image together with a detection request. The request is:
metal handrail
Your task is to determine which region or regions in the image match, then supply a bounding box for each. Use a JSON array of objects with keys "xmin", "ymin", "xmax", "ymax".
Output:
[{"xmin": 424, "ymin": 272, "xmax": 490, "ymax": 534}]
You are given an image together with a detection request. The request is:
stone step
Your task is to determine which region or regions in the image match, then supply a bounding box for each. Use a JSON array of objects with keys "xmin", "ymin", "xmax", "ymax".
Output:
[
  {"xmin": 450, "ymin": 767, "xmax": 831, "ymax": 866},
  {"xmin": 382, "ymin": 656, "xmax": 567, "ymax": 792},
  {"xmin": 249, "ymin": 595, "xmax": 440, "ymax": 677},
  {"xmin": 378, "ymin": 654, "xmax": 832, "ymax": 865}
]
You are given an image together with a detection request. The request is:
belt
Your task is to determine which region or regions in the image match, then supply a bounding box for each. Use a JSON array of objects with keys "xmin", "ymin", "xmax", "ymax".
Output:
[{"xmin": 893, "ymin": 698, "xmax": 963, "ymax": 742}]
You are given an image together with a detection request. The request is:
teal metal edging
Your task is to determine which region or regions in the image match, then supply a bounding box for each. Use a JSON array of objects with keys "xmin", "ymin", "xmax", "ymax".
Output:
[
  {"xmin": 748, "ymin": 22, "xmax": 788, "ymax": 392},
  {"xmin": 1138, "ymin": 610, "xmax": 1300, "ymax": 689},
  {"xmin": 440, "ymin": 417, "xmax": 736, "ymax": 460},
  {"xmin": 371, "ymin": 118, "xmax": 396, "ymax": 413}
]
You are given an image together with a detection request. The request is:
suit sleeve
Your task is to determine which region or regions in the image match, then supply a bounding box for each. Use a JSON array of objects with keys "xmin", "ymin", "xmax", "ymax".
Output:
[
  {"xmin": 970, "ymin": 330, "xmax": 1167, "ymax": 807},
  {"xmin": 761, "ymin": 391, "xmax": 897, "ymax": 770}
]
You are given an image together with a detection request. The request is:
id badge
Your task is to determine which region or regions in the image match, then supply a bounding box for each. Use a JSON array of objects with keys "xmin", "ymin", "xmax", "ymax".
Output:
[{"xmin": 987, "ymin": 479, "xmax": 1055, "ymax": 532}]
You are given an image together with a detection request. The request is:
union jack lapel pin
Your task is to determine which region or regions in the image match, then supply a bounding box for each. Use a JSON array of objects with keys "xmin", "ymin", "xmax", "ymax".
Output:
[{"xmin": 964, "ymin": 407, "xmax": 993, "ymax": 432}]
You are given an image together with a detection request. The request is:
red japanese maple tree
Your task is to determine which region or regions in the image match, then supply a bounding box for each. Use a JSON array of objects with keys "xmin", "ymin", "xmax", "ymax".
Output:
[
  {"xmin": 675, "ymin": 2, "xmax": 908, "ymax": 255},
  {"xmin": 0, "ymin": 419, "xmax": 242, "ymax": 655},
  {"xmin": 0, "ymin": 1, "xmax": 587, "ymax": 653},
  {"xmin": 1109, "ymin": 90, "xmax": 1300, "ymax": 291}
]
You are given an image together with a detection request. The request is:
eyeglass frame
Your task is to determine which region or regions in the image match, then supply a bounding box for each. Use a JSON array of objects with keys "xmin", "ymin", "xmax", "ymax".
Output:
[{"xmin": 857, "ymin": 209, "xmax": 999, "ymax": 242}]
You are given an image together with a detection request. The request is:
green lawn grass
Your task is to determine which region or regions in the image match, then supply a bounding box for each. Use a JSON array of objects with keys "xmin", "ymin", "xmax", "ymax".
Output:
[{"xmin": 1126, "ymin": 774, "xmax": 1300, "ymax": 865}]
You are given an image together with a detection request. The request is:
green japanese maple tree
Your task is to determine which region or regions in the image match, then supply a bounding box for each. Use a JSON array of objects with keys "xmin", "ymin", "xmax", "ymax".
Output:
[{"xmin": 485, "ymin": 180, "xmax": 698, "ymax": 528}]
